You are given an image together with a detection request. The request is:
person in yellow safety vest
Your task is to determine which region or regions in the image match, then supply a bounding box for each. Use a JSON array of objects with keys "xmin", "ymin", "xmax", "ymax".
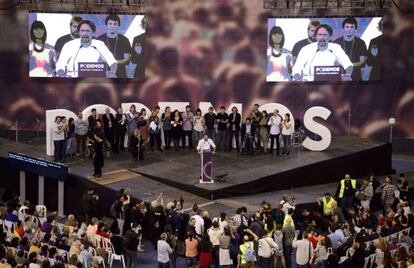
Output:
[
  {"xmin": 237, "ymin": 229, "xmax": 258, "ymax": 268},
  {"xmin": 316, "ymin": 192, "xmax": 336, "ymax": 217},
  {"xmin": 336, "ymin": 174, "xmax": 357, "ymax": 220}
]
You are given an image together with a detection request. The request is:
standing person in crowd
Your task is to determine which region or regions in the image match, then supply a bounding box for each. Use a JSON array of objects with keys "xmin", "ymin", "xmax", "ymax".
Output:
[
  {"xmin": 316, "ymin": 192, "xmax": 335, "ymax": 217},
  {"xmin": 216, "ymin": 106, "xmax": 228, "ymax": 151},
  {"xmin": 259, "ymin": 110, "xmax": 270, "ymax": 154},
  {"xmin": 204, "ymin": 107, "xmax": 216, "ymax": 142},
  {"xmin": 75, "ymin": 112, "xmax": 88, "ymax": 157},
  {"xmin": 162, "ymin": 107, "xmax": 172, "ymax": 150},
  {"xmin": 87, "ymin": 108, "xmax": 99, "ymax": 136},
  {"xmin": 129, "ymin": 129, "xmax": 143, "ymax": 161},
  {"xmin": 382, "ymin": 176, "xmax": 397, "ymax": 213},
  {"xmin": 182, "ymin": 105, "xmax": 194, "ymax": 149},
  {"xmin": 157, "ymin": 233, "xmax": 172, "ymax": 268},
  {"xmin": 250, "ymin": 104, "xmax": 262, "ymax": 151},
  {"xmin": 198, "ymin": 233, "xmax": 213, "ymax": 268},
  {"xmin": 397, "ymin": 173, "xmax": 409, "ymax": 202},
  {"xmin": 207, "ymin": 220, "xmax": 222, "ymax": 267},
  {"xmin": 53, "ymin": 116, "xmax": 65, "ymax": 163},
  {"xmin": 137, "ymin": 108, "xmax": 150, "ymax": 150},
  {"xmin": 281, "ymin": 113, "xmax": 293, "ymax": 155},
  {"xmin": 273, "ymin": 224, "xmax": 287, "ymax": 268},
  {"xmin": 258, "ymin": 232, "xmax": 278, "ymax": 268},
  {"xmin": 149, "ymin": 110, "xmax": 162, "ymax": 151},
  {"xmin": 114, "ymin": 107, "xmax": 127, "ymax": 153},
  {"xmin": 124, "ymin": 223, "xmax": 140, "ymax": 268},
  {"xmin": 356, "ymin": 177, "xmax": 374, "ymax": 209},
  {"xmin": 218, "ymin": 227, "xmax": 233, "ymax": 267},
  {"xmin": 92, "ymin": 121, "xmax": 105, "ymax": 177},
  {"xmin": 268, "ymin": 109, "xmax": 282, "ymax": 155},
  {"xmin": 237, "ymin": 229, "xmax": 258, "ymax": 268},
  {"xmin": 293, "ymin": 231, "xmax": 313, "ymax": 268},
  {"xmin": 336, "ymin": 174, "xmax": 357, "ymax": 220},
  {"xmin": 102, "ymin": 107, "xmax": 116, "ymax": 152},
  {"xmin": 283, "ymin": 218, "xmax": 295, "ymax": 268},
  {"xmin": 82, "ymin": 188, "xmax": 99, "ymax": 222},
  {"xmin": 171, "ymin": 110, "xmax": 183, "ymax": 151},
  {"xmin": 228, "ymin": 106, "xmax": 241, "ymax": 152},
  {"xmin": 126, "ymin": 105, "xmax": 138, "ymax": 146},
  {"xmin": 62, "ymin": 117, "xmax": 68, "ymax": 159},
  {"xmin": 65, "ymin": 117, "xmax": 76, "ymax": 158},
  {"xmin": 193, "ymin": 108, "xmax": 205, "ymax": 149},
  {"xmin": 185, "ymin": 231, "xmax": 198, "ymax": 268}
]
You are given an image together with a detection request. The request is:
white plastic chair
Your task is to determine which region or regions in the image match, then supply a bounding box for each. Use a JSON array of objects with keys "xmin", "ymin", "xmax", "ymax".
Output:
[
  {"xmin": 3, "ymin": 220, "xmax": 16, "ymax": 237},
  {"xmin": 35, "ymin": 205, "xmax": 47, "ymax": 224},
  {"xmin": 346, "ymin": 247, "xmax": 354, "ymax": 257},
  {"xmin": 17, "ymin": 206, "xmax": 29, "ymax": 222},
  {"xmin": 107, "ymin": 239, "xmax": 125, "ymax": 268}
]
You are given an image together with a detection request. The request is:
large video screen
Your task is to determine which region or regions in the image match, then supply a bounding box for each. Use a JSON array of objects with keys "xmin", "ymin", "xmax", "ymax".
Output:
[
  {"xmin": 29, "ymin": 12, "xmax": 146, "ymax": 79},
  {"xmin": 267, "ymin": 16, "xmax": 383, "ymax": 82}
]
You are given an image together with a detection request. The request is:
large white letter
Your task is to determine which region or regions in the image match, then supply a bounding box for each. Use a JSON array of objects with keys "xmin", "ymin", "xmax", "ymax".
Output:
[{"xmin": 302, "ymin": 106, "xmax": 332, "ymax": 151}]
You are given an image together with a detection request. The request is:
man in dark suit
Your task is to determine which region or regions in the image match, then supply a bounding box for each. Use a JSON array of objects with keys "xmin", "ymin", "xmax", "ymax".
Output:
[
  {"xmin": 228, "ymin": 106, "xmax": 241, "ymax": 152},
  {"xmin": 241, "ymin": 118, "xmax": 256, "ymax": 154},
  {"xmin": 102, "ymin": 107, "xmax": 116, "ymax": 152},
  {"xmin": 87, "ymin": 108, "xmax": 99, "ymax": 137}
]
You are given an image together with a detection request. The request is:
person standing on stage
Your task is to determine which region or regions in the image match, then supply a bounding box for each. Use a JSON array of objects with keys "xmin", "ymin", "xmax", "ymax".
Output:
[
  {"xmin": 149, "ymin": 110, "xmax": 162, "ymax": 151},
  {"xmin": 216, "ymin": 106, "xmax": 229, "ymax": 151},
  {"xmin": 114, "ymin": 107, "xmax": 127, "ymax": 153},
  {"xmin": 162, "ymin": 107, "xmax": 172, "ymax": 150},
  {"xmin": 291, "ymin": 20, "xmax": 320, "ymax": 64},
  {"xmin": 97, "ymin": 14, "xmax": 131, "ymax": 78},
  {"xmin": 92, "ymin": 121, "xmax": 105, "ymax": 177},
  {"xmin": 197, "ymin": 133, "xmax": 216, "ymax": 154},
  {"xmin": 268, "ymin": 109, "xmax": 282, "ymax": 155},
  {"xmin": 53, "ymin": 116, "xmax": 65, "ymax": 162},
  {"xmin": 126, "ymin": 104, "xmax": 138, "ymax": 146},
  {"xmin": 334, "ymin": 18, "xmax": 368, "ymax": 81},
  {"xmin": 228, "ymin": 106, "xmax": 241, "ymax": 152},
  {"xmin": 250, "ymin": 104, "xmax": 262, "ymax": 151},
  {"xmin": 193, "ymin": 109, "xmax": 205, "ymax": 148},
  {"xmin": 130, "ymin": 128, "xmax": 144, "ymax": 161},
  {"xmin": 171, "ymin": 110, "xmax": 183, "ymax": 151},
  {"xmin": 102, "ymin": 107, "xmax": 116, "ymax": 152},
  {"xmin": 182, "ymin": 105, "xmax": 194, "ymax": 149},
  {"xmin": 75, "ymin": 112, "xmax": 88, "ymax": 157},
  {"xmin": 204, "ymin": 107, "xmax": 216, "ymax": 142},
  {"xmin": 281, "ymin": 113, "xmax": 293, "ymax": 155},
  {"xmin": 87, "ymin": 108, "xmax": 99, "ymax": 136}
]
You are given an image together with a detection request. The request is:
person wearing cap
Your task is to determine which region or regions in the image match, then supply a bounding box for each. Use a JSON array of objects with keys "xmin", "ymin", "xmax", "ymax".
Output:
[
  {"xmin": 237, "ymin": 229, "xmax": 258, "ymax": 268},
  {"xmin": 316, "ymin": 192, "xmax": 335, "ymax": 217}
]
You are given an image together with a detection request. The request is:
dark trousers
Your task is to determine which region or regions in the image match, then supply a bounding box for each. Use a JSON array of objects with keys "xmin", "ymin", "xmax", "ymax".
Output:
[
  {"xmin": 150, "ymin": 132, "xmax": 162, "ymax": 150},
  {"xmin": 158, "ymin": 262, "xmax": 169, "ymax": 268},
  {"xmin": 341, "ymin": 196, "xmax": 354, "ymax": 220},
  {"xmin": 243, "ymin": 136, "xmax": 253, "ymax": 154},
  {"xmin": 75, "ymin": 133, "xmax": 87, "ymax": 154},
  {"xmin": 125, "ymin": 249, "xmax": 138, "ymax": 268},
  {"xmin": 105, "ymin": 128, "xmax": 115, "ymax": 151},
  {"xmin": 269, "ymin": 134, "xmax": 280, "ymax": 155},
  {"xmin": 163, "ymin": 129, "xmax": 171, "ymax": 149},
  {"xmin": 228, "ymin": 130, "xmax": 240, "ymax": 150},
  {"xmin": 284, "ymin": 245, "xmax": 293, "ymax": 268},
  {"xmin": 258, "ymin": 256, "xmax": 274, "ymax": 268},
  {"xmin": 114, "ymin": 129, "xmax": 126, "ymax": 152},
  {"xmin": 94, "ymin": 165, "xmax": 102, "ymax": 176},
  {"xmin": 54, "ymin": 140, "xmax": 65, "ymax": 162},
  {"xmin": 182, "ymin": 130, "xmax": 193, "ymax": 148},
  {"xmin": 217, "ymin": 130, "xmax": 227, "ymax": 150},
  {"xmin": 206, "ymin": 128, "xmax": 215, "ymax": 141}
]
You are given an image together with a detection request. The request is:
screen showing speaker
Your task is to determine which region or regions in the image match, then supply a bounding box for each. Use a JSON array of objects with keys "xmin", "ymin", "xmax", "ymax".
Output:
[
  {"xmin": 28, "ymin": 12, "xmax": 146, "ymax": 79},
  {"xmin": 267, "ymin": 16, "xmax": 383, "ymax": 82}
]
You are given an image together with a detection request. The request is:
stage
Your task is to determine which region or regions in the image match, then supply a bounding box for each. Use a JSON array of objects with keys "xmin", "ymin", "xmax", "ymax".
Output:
[{"xmin": 0, "ymin": 136, "xmax": 393, "ymax": 201}]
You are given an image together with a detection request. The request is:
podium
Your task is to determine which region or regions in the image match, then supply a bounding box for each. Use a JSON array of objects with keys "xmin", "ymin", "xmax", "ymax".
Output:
[{"xmin": 200, "ymin": 149, "xmax": 214, "ymax": 183}]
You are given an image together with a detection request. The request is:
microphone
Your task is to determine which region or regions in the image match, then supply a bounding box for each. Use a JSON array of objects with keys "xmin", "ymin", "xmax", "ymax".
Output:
[
  {"xmin": 71, "ymin": 45, "xmax": 83, "ymax": 78},
  {"xmin": 306, "ymin": 48, "xmax": 320, "ymax": 80}
]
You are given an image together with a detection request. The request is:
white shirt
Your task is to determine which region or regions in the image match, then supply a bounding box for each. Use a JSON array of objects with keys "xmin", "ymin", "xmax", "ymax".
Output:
[
  {"xmin": 56, "ymin": 39, "xmax": 117, "ymax": 77},
  {"xmin": 197, "ymin": 138, "xmax": 216, "ymax": 151},
  {"xmin": 268, "ymin": 115, "xmax": 282, "ymax": 135},
  {"xmin": 280, "ymin": 199, "xmax": 295, "ymax": 214},
  {"xmin": 258, "ymin": 237, "xmax": 278, "ymax": 258},
  {"xmin": 157, "ymin": 240, "xmax": 172, "ymax": 263},
  {"xmin": 281, "ymin": 120, "xmax": 294, "ymax": 135},
  {"xmin": 191, "ymin": 215, "xmax": 204, "ymax": 235},
  {"xmin": 292, "ymin": 42, "xmax": 352, "ymax": 81},
  {"xmin": 207, "ymin": 227, "xmax": 223, "ymax": 246},
  {"xmin": 292, "ymin": 238, "xmax": 313, "ymax": 265},
  {"xmin": 75, "ymin": 118, "xmax": 89, "ymax": 135},
  {"xmin": 53, "ymin": 122, "xmax": 65, "ymax": 141}
]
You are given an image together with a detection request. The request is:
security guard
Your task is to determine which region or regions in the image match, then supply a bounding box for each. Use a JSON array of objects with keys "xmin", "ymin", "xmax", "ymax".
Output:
[{"xmin": 336, "ymin": 174, "xmax": 357, "ymax": 220}]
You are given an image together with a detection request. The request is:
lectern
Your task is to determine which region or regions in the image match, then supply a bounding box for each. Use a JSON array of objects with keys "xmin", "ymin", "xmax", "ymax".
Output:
[{"xmin": 200, "ymin": 149, "xmax": 214, "ymax": 183}]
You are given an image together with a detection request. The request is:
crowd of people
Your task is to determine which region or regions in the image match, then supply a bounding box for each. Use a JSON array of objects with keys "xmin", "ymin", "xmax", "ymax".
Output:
[
  {"xmin": 52, "ymin": 103, "xmax": 297, "ymax": 176},
  {"xmin": 0, "ymin": 171, "xmax": 413, "ymax": 268}
]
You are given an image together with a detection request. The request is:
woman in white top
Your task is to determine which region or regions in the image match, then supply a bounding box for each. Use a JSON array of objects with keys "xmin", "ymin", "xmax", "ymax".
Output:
[
  {"xmin": 281, "ymin": 113, "xmax": 293, "ymax": 155},
  {"xmin": 193, "ymin": 108, "xmax": 205, "ymax": 145}
]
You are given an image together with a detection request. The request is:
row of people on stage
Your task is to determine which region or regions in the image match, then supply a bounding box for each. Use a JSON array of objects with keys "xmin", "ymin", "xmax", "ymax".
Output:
[
  {"xmin": 29, "ymin": 14, "xmax": 146, "ymax": 78},
  {"xmin": 267, "ymin": 18, "xmax": 382, "ymax": 81}
]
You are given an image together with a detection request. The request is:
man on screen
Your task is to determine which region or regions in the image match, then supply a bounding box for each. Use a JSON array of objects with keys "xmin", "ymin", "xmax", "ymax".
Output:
[
  {"xmin": 291, "ymin": 20, "xmax": 320, "ymax": 65},
  {"xmin": 334, "ymin": 18, "xmax": 368, "ymax": 81},
  {"xmin": 292, "ymin": 24, "xmax": 353, "ymax": 81},
  {"xmin": 54, "ymin": 16, "xmax": 83, "ymax": 59},
  {"xmin": 97, "ymin": 14, "xmax": 131, "ymax": 78},
  {"xmin": 365, "ymin": 19, "xmax": 383, "ymax": 81},
  {"xmin": 56, "ymin": 20, "xmax": 117, "ymax": 78}
]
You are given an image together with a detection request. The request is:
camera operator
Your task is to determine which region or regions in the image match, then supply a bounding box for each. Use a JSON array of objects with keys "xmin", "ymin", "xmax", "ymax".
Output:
[{"xmin": 82, "ymin": 188, "xmax": 100, "ymax": 223}]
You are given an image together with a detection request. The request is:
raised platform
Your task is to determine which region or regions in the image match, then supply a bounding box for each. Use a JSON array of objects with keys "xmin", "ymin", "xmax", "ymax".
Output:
[{"xmin": 131, "ymin": 137, "xmax": 393, "ymax": 200}]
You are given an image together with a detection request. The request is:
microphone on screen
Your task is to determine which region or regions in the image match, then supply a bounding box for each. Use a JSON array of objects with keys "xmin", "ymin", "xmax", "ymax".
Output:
[{"xmin": 71, "ymin": 45, "xmax": 83, "ymax": 78}]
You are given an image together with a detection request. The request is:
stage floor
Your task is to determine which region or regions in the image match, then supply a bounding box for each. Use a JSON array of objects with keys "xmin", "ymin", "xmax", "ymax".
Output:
[{"xmin": 0, "ymin": 136, "xmax": 392, "ymax": 200}]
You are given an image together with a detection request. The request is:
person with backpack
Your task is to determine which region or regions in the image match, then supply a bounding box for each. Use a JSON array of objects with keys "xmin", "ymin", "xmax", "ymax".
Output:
[
  {"xmin": 292, "ymin": 231, "xmax": 314, "ymax": 268},
  {"xmin": 237, "ymin": 229, "xmax": 258, "ymax": 268},
  {"xmin": 258, "ymin": 232, "xmax": 278, "ymax": 268}
]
